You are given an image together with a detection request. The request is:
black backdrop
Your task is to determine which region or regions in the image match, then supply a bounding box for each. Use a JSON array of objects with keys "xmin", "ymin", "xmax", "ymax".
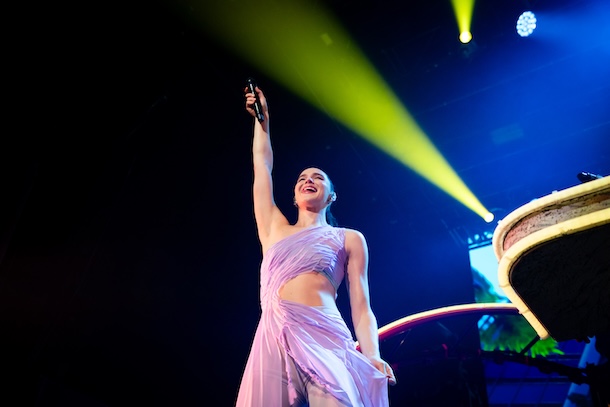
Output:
[{"xmin": 3, "ymin": 1, "xmax": 491, "ymax": 405}]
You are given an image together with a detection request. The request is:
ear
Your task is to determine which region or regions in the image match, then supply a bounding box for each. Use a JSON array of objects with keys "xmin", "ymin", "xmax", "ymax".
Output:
[{"xmin": 327, "ymin": 192, "xmax": 337, "ymax": 203}]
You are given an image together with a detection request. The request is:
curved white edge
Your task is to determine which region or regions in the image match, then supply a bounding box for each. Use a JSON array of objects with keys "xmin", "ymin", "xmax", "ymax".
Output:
[
  {"xmin": 492, "ymin": 176, "xmax": 610, "ymax": 262},
  {"xmin": 369, "ymin": 303, "xmax": 519, "ymax": 344},
  {"xmin": 492, "ymin": 224, "xmax": 505, "ymax": 263},
  {"xmin": 497, "ymin": 207, "xmax": 610, "ymax": 341}
]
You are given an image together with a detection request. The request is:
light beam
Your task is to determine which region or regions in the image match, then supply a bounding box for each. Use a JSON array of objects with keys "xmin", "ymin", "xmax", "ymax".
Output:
[{"xmin": 184, "ymin": 0, "xmax": 492, "ymax": 221}]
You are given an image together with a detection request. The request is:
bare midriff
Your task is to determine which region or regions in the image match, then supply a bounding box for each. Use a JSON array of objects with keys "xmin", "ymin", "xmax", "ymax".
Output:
[{"xmin": 278, "ymin": 271, "xmax": 338, "ymax": 307}]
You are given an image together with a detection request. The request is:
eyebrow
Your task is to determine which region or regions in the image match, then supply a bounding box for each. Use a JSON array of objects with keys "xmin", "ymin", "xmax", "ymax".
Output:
[{"xmin": 298, "ymin": 172, "xmax": 325, "ymax": 179}]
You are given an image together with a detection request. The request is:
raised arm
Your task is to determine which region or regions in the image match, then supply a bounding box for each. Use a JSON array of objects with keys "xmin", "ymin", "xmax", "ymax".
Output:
[
  {"xmin": 345, "ymin": 229, "xmax": 397, "ymax": 385},
  {"xmin": 245, "ymin": 85, "xmax": 287, "ymax": 250}
]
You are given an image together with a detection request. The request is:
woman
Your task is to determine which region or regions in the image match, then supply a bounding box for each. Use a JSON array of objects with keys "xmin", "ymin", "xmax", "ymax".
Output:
[{"xmin": 236, "ymin": 83, "xmax": 396, "ymax": 407}]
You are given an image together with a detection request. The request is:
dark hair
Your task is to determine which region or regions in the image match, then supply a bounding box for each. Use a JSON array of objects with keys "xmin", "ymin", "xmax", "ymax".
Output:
[
  {"xmin": 326, "ymin": 178, "xmax": 338, "ymax": 227},
  {"xmin": 326, "ymin": 209, "xmax": 338, "ymax": 227}
]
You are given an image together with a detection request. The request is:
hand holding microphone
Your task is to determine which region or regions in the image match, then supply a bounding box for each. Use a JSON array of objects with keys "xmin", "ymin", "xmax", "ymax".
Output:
[{"xmin": 246, "ymin": 77, "xmax": 265, "ymax": 123}]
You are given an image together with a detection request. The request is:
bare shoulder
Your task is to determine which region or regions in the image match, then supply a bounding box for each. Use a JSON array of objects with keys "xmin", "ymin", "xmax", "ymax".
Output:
[{"xmin": 343, "ymin": 228, "xmax": 368, "ymax": 251}]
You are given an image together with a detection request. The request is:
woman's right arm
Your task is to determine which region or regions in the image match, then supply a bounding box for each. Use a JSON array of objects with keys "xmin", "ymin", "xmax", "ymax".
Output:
[{"xmin": 245, "ymin": 86, "xmax": 287, "ymax": 249}]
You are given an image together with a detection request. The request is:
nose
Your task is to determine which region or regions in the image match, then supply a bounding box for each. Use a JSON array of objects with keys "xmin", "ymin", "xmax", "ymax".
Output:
[{"xmin": 305, "ymin": 177, "xmax": 314, "ymax": 183}]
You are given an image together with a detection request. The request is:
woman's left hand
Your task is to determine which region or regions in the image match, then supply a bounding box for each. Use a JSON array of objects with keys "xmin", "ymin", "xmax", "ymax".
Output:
[{"xmin": 370, "ymin": 357, "xmax": 397, "ymax": 386}]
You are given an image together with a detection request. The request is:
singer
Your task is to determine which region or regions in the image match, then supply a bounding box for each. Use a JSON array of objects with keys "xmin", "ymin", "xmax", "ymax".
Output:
[{"xmin": 235, "ymin": 84, "xmax": 395, "ymax": 407}]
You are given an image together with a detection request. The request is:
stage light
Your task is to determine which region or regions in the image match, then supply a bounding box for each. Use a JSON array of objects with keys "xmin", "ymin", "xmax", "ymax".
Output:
[
  {"xmin": 459, "ymin": 31, "xmax": 472, "ymax": 44},
  {"xmin": 451, "ymin": 0, "xmax": 475, "ymax": 43},
  {"xmin": 190, "ymin": 0, "xmax": 492, "ymax": 222},
  {"xmin": 484, "ymin": 212, "xmax": 494, "ymax": 223},
  {"xmin": 516, "ymin": 11, "xmax": 537, "ymax": 37}
]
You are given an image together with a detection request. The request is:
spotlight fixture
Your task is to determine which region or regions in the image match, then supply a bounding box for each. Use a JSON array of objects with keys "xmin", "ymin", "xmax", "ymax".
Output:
[
  {"xmin": 459, "ymin": 31, "xmax": 472, "ymax": 44},
  {"xmin": 516, "ymin": 11, "xmax": 537, "ymax": 37}
]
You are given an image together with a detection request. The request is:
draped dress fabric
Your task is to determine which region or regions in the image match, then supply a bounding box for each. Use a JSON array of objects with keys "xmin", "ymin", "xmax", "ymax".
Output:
[{"xmin": 236, "ymin": 225, "xmax": 388, "ymax": 406}]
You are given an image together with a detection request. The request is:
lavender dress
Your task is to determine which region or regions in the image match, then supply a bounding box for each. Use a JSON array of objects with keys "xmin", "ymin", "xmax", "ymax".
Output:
[{"xmin": 235, "ymin": 226, "xmax": 389, "ymax": 406}]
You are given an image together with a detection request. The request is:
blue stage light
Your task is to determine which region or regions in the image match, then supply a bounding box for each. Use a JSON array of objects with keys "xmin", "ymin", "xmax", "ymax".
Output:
[{"xmin": 516, "ymin": 11, "xmax": 537, "ymax": 37}]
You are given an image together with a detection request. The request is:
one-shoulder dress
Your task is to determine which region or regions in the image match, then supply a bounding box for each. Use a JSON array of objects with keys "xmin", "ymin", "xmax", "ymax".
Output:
[{"xmin": 235, "ymin": 225, "xmax": 388, "ymax": 406}]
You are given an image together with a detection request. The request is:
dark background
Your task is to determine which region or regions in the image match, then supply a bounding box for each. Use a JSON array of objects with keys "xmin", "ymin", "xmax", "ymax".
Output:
[{"xmin": 3, "ymin": 0, "xmax": 609, "ymax": 405}]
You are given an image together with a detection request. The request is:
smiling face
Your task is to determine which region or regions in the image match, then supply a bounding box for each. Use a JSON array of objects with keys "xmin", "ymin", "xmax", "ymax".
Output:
[{"xmin": 294, "ymin": 167, "xmax": 335, "ymax": 210}]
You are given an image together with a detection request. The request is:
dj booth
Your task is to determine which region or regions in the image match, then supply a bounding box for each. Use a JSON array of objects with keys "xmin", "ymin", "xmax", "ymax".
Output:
[
  {"xmin": 493, "ymin": 175, "xmax": 610, "ymax": 406},
  {"xmin": 492, "ymin": 175, "xmax": 610, "ymax": 343},
  {"xmin": 373, "ymin": 175, "xmax": 609, "ymax": 406}
]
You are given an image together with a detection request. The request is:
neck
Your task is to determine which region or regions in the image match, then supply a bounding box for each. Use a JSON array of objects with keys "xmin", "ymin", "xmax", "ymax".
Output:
[{"xmin": 295, "ymin": 210, "xmax": 328, "ymax": 228}]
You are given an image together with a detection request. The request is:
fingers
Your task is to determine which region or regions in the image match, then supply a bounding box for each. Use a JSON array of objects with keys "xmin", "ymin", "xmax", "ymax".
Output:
[
  {"xmin": 244, "ymin": 89, "xmax": 256, "ymax": 110},
  {"xmin": 244, "ymin": 85, "xmax": 260, "ymax": 96},
  {"xmin": 383, "ymin": 363, "xmax": 397, "ymax": 386},
  {"xmin": 244, "ymin": 87, "xmax": 259, "ymax": 102},
  {"xmin": 244, "ymin": 87, "xmax": 266, "ymax": 118}
]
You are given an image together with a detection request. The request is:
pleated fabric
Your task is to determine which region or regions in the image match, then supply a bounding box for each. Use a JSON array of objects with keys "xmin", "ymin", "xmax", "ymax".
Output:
[{"xmin": 235, "ymin": 226, "xmax": 389, "ymax": 407}]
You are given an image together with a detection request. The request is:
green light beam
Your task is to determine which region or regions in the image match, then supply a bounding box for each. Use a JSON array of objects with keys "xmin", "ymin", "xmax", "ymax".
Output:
[{"xmin": 186, "ymin": 0, "xmax": 491, "ymax": 221}]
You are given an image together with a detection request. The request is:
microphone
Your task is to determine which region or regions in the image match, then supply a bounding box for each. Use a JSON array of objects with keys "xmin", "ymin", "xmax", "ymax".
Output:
[
  {"xmin": 577, "ymin": 171, "xmax": 603, "ymax": 183},
  {"xmin": 246, "ymin": 77, "xmax": 265, "ymax": 123}
]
